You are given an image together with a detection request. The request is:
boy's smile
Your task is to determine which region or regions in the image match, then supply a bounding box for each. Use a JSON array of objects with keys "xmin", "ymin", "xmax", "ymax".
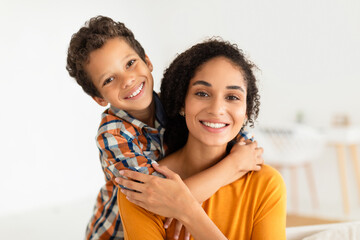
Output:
[
  {"xmin": 125, "ymin": 82, "xmax": 144, "ymax": 99},
  {"xmin": 85, "ymin": 37, "xmax": 154, "ymax": 121}
]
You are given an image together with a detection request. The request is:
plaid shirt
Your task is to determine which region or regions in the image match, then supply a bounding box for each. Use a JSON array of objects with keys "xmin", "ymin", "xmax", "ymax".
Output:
[{"xmin": 86, "ymin": 92, "xmax": 166, "ymax": 240}]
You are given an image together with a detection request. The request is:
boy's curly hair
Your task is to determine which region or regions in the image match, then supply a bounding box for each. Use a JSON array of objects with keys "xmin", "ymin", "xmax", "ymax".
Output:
[
  {"xmin": 66, "ymin": 16, "xmax": 146, "ymax": 98},
  {"xmin": 160, "ymin": 38, "xmax": 260, "ymax": 154}
]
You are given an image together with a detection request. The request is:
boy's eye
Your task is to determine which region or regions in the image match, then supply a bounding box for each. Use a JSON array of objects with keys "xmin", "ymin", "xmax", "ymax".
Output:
[
  {"xmin": 103, "ymin": 77, "xmax": 114, "ymax": 86},
  {"xmin": 195, "ymin": 91, "xmax": 209, "ymax": 97},
  {"xmin": 226, "ymin": 95, "xmax": 240, "ymax": 101},
  {"xmin": 126, "ymin": 59, "xmax": 136, "ymax": 69}
]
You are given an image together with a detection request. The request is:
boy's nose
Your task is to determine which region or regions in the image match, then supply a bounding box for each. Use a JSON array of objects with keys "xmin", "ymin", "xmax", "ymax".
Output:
[{"xmin": 120, "ymin": 73, "xmax": 136, "ymax": 89}]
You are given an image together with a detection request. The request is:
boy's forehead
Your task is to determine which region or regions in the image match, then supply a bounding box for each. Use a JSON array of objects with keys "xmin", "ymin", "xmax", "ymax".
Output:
[
  {"xmin": 109, "ymin": 37, "xmax": 136, "ymax": 53},
  {"xmin": 89, "ymin": 38, "xmax": 137, "ymax": 64},
  {"xmin": 85, "ymin": 38, "xmax": 138, "ymax": 83}
]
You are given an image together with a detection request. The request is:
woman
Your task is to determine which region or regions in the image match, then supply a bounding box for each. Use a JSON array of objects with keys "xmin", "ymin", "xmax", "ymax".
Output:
[{"xmin": 116, "ymin": 39, "xmax": 287, "ymax": 239}]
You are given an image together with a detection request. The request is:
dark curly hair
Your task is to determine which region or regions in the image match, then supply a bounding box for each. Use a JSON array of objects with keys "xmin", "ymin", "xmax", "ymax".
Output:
[
  {"xmin": 66, "ymin": 16, "xmax": 146, "ymax": 98},
  {"xmin": 160, "ymin": 38, "xmax": 260, "ymax": 154}
]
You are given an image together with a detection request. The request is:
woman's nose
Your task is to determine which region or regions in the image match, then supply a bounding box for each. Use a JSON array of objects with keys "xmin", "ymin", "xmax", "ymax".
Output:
[{"xmin": 207, "ymin": 97, "xmax": 225, "ymax": 115}]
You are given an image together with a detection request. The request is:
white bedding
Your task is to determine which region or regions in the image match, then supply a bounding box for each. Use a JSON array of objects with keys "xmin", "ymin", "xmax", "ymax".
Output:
[{"xmin": 287, "ymin": 221, "xmax": 360, "ymax": 240}]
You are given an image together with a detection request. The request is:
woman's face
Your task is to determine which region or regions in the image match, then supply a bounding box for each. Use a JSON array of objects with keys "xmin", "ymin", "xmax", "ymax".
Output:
[{"xmin": 184, "ymin": 56, "xmax": 247, "ymax": 147}]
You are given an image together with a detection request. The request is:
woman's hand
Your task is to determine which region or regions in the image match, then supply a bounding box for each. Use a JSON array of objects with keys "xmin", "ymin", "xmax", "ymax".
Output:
[
  {"xmin": 115, "ymin": 163, "xmax": 198, "ymax": 227},
  {"xmin": 164, "ymin": 218, "xmax": 191, "ymax": 240}
]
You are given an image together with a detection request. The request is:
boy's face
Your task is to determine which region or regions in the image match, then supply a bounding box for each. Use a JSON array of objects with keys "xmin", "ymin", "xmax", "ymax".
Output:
[{"xmin": 86, "ymin": 37, "xmax": 154, "ymax": 116}]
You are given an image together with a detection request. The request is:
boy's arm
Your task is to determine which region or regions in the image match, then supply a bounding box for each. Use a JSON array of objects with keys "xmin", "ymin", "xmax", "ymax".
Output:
[
  {"xmin": 182, "ymin": 140, "xmax": 263, "ymax": 203},
  {"xmin": 97, "ymin": 121, "xmax": 164, "ymax": 187},
  {"xmin": 115, "ymin": 140, "xmax": 264, "ymax": 210}
]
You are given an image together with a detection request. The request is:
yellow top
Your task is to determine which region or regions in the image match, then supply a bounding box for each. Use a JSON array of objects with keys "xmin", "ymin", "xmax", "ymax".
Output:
[{"xmin": 118, "ymin": 164, "xmax": 287, "ymax": 240}]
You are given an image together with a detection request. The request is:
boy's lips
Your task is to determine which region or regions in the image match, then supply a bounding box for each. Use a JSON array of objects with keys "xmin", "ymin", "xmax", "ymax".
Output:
[{"xmin": 125, "ymin": 82, "xmax": 144, "ymax": 99}]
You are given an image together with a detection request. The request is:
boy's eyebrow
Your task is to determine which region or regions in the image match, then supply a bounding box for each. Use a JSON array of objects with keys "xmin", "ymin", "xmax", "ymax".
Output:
[
  {"xmin": 122, "ymin": 53, "xmax": 135, "ymax": 61},
  {"xmin": 192, "ymin": 80, "xmax": 245, "ymax": 93},
  {"xmin": 97, "ymin": 53, "xmax": 137, "ymax": 85}
]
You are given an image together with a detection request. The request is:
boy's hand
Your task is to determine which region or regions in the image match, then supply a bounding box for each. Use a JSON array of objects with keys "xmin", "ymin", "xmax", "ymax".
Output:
[
  {"xmin": 224, "ymin": 139, "xmax": 264, "ymax": 186},
  {"xmin": 230, "ymin": 139, "xmax": 264, "ymax": 172}
]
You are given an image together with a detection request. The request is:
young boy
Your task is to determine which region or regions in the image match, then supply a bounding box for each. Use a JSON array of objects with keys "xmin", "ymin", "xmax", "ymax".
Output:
[{"xmin": 66, "ymin": 16, "xmax": 263, "ymax": 240}]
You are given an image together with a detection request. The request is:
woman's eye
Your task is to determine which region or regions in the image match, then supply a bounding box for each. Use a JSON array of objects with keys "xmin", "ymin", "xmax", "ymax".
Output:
[
  {"xmin": 226, "ymin": 95, "xmax": 240, "ymax": 101},
  {"xmin": 103, "ymin": 77, "xmax": 114, "ymax": 86},
  {"xmin": 126, "ymin": 59, "xmax": 136, "ymax": 69},
  {"xmin": 195, "ymin": 91, "xmax": 209, "ymax": 97}
]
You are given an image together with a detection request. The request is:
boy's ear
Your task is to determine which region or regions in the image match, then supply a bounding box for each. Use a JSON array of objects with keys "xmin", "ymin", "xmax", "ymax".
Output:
[
  {"xmin": 92, "ymin": 96, "xmax": 109, "ymax": 107},
  {"xmin": 144, "ymin": 55, "xmax": 153, "ymax": 72}
]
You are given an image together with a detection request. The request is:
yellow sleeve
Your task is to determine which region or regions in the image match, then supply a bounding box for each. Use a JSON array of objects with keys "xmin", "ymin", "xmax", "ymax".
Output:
[
  {"xmin": 251, "ymin": 166, "xmax": 287, "ymax": 240},
  {"xmin": 117, "ymin": 188, "xmax": 166, "ymax": 240}
]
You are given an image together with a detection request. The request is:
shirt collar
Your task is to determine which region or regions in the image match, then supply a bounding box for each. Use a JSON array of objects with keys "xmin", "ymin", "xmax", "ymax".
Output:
[{"xmin": 109, "ymin": 91, "xmax": 167, "ymax": 130}]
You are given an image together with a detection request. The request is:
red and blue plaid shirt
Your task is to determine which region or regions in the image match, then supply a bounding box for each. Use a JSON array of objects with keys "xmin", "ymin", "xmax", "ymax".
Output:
[{"xmin": 86, "ymin": 92, "xmax": 166, "ymax": 240}]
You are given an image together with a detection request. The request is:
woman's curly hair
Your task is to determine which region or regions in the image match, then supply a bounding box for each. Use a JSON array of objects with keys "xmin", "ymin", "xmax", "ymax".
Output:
[
  {"xmin": 160, "ymin": 38, "xmax": 260, "ymax": 154},
  {"xmin": 66, "ymin": 15, "xmax": 146, "ymax": 98}
]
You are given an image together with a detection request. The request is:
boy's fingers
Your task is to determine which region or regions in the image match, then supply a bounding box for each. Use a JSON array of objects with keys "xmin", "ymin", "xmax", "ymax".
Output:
[
  {"xmin": 260, "ymin": 156, "xmax": 264, "ymax": 164},
  {"xmin": 245, "ymin": 139, "xmax": 253, "ymax": 144},
  {"xmin": 235, "ymin": 141, "xmax": 246, "ymax": 146},
  {"xmin": 255, "ymin": 165, "xmax": 262, "ymax": 171},
  {"xmin": 255, "ymin": 147, "xmax": 264, "ymax": 155}
]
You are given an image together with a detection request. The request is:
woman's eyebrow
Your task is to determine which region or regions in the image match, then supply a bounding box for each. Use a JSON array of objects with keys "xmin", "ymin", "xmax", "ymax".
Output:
[
  {"xmin": 226, "ymin": 85, "xmax": 245, "ymax": 93},
  {"xmin": 192, "ymin": 80, "xmax": 211, "ymax": 87}
]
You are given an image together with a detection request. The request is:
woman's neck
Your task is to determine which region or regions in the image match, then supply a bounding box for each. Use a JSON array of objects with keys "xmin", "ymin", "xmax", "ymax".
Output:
[{"xmin": 175, "ymin": 137, "xmax": 228, "ymax": 179}]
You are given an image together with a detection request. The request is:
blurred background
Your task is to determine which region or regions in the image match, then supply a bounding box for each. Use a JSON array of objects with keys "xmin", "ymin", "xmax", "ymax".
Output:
[{"xmin": 0, "ymin": 0, "xmax": 359, "ymax": 239}]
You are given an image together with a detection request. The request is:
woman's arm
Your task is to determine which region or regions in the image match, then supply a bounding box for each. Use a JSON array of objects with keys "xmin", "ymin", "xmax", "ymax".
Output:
[{"xmin": 118, "ymin": 164, "xmax": 228, "ymax": 240}]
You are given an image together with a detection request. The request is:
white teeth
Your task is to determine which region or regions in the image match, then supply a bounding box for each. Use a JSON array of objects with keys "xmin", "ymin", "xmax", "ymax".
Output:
[
  {"xmin": 128, "ymin": 83, "xmax": 143, "ymax": 98},
  {"xmin": 201, "ymin": 121, "xmax": 226, "ymax": 129}
]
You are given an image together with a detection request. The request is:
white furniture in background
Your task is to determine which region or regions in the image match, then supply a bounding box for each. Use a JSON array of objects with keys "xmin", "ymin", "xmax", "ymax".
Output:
[
  {"xmin": 254, "ymin": 124, "xmax": 326, "ymax": 213},
  {"xmin": 325, "ymin": 126, "xmax": 360, "ymax": 215}
]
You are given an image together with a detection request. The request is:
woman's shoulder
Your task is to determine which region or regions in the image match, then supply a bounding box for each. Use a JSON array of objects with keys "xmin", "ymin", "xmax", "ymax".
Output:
[
  {"xmin": 250, "ymin": 164, "xmax": 286, "ymax": 191},
  {"xmin": 257, "ymin": 164, "xmax": 281, "ymax": 176}
]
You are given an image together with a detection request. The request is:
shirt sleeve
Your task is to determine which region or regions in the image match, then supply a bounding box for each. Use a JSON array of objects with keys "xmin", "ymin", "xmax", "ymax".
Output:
[
  {"xmin": 96, "ymin": 120, "xmax": 164, "ymax": 187},
  {"xmin": 117, "ymin": 189, "xmax": 166, "ymax": 240},
  {"xmin": 251, "ymin": 166, "xmax": 287, "ymax": 240}
]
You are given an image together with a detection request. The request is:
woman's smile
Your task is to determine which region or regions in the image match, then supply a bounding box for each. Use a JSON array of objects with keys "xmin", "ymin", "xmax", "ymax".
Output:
[{"xmin": 184, "ymin": 56, "xmax": 247, "ymax": 147}]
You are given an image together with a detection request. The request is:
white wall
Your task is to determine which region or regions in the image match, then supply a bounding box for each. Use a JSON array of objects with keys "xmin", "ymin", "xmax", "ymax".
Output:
[{"xmin": 1, "ymin": 0, "xmax": 359, "ymax": 216}]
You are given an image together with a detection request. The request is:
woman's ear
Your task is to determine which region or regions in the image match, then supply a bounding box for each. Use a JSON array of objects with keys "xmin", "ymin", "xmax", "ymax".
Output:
[
  {"xmin": 179, "ymin": 107, "xmax": 185, "ymax": 117},
  {"xmin": 92, "ymin": 96, "xmax": 109, "ymax": 107},
  {"xmin": 243, "ymin": 115, "xmax": 248, "ymax": 126}
]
